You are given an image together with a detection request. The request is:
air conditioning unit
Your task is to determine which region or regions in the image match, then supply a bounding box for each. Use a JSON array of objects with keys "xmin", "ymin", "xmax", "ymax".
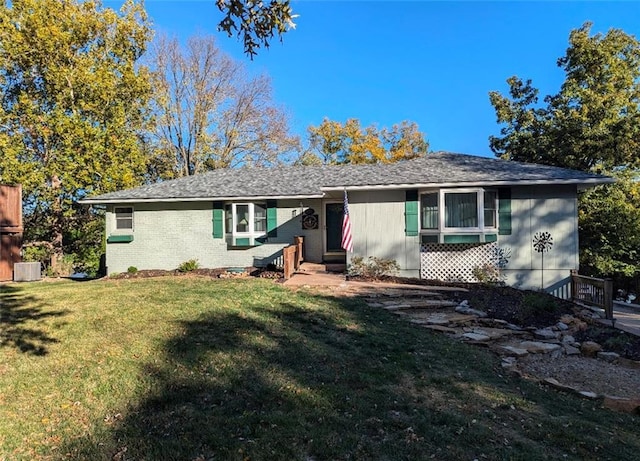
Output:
[{"xmin": 14, "ymin": 262, "xmax": 42, "ymax": 282}]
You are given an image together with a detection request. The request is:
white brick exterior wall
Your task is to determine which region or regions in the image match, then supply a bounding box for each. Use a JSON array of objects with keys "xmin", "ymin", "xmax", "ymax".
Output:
[{"xmin": 105, "ymin": 199, "xmax": 324, "ymax": 274}]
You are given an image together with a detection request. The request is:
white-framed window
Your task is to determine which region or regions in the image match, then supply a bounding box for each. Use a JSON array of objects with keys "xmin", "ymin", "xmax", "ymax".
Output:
[
  {"xmin": 114, "ymin": 206, "xmax": 133, "ymax": 231},
  {"xmin": 420, "ymin": 188, "xmax": 498, "ymax": 233},
  {"xmin": 225, "ymin": 202, "xmax": 267, "ymax": 245}
]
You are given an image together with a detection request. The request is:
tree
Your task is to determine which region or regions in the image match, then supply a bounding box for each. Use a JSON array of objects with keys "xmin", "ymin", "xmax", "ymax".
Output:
[
  {"xmin": 0, "ymin": 0, "xmax": 152, "ymax": 273},
  {"xmin": 489, "ymin": 22, "xmax": 640, "ymax": 283},
  {"xmin": 306, "ymin": 118, "xmax": 429, "ymax": 165},
  {"xmin": 489, "ymin": 22, "xmax": 640, "ymax": 172},
  {"xmin": 216, "ymin": 0, "xmax": 297, "ymax": 58},
  {"xmin": 147, "ymin": 34, "xmax": 300, "ymax": 178},
  {"xmin": 579, "ymin": 172, "xmax": 640, "ymax": 284}
]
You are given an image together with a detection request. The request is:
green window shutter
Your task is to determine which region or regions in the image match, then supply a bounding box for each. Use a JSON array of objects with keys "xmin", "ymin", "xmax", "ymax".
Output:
[
  {"xmin": 267, "ymin": 200, "xmax": 277, "ymax": 238},
  {"xmin": 498, "ymin": 188, "xmax": 512, "ymax": 235},
  {"xmin": 405, "ymin": 190, "xmax": 419, "ymax": 237},
  {"xmin": 213, "ymin": 202, "xmax": 224, "ymax": 239}
]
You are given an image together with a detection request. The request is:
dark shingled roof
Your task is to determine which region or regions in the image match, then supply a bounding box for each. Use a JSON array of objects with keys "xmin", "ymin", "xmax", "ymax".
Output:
[{"xmin": 81, "ymin": 152, "xmax": 613, "ymax": 204}]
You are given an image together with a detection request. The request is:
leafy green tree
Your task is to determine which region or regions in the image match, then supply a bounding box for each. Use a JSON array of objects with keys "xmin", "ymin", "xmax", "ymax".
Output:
[
  {"xmin": 489, "ymin": 22, "xmax": 640, "ymax": 283},
  {"xmin": 216, "ymin": 0, "xmax": 297, "ymax": 58},
  {"xmin": 306, "ymin": 118, "xmax": 429, "ymax": 165},
  {"xmin": 0, "ymin": 0, "xmax": 152, "ymax": 272},
  {"xmin": 579, "ymin": 173, "xmax": 640, "ymax": 282},
  {"xmin": 147, "ymin": 34, "xmax": 300, "ymax": 178}
]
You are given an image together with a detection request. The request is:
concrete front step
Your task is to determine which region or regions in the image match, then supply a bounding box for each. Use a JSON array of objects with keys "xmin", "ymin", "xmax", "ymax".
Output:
[{"xmin": 325, "ymin": 263, "xmax": 346, "ymax": 273}]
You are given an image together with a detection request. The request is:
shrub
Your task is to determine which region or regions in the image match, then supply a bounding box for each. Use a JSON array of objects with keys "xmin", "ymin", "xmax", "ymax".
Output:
[
  {"xmin": 177, "ymin": 259, "xmax": 200, "ymax": 272},
  {"xmin": 515, "ymin": 291, "xmax": 559, "ymax": 325},
  {"xmin": 472, "ymin": 263, "xmax": 503, "ymax": 285},
  {"xmin": 348, "ymin": 256, "xmax": 399, "ymax": 280},
  {"xmin": 127, "ymin": 266, "xmax": 138, "ymax": 274}
]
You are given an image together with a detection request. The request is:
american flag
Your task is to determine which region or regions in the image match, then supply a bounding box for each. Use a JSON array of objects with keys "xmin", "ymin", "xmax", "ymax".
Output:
[{"xmin": 341, "ymin": 190, "xmax": 354, "ymax": 252}]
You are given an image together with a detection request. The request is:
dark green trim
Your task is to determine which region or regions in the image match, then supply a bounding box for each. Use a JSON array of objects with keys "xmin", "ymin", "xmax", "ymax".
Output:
[
  {"xmin": 213, "ymin": 202, "xmax": 224, "ymax": 238},
  {"xmin": 421, "ymin": 234, "xmax": 438, "ymax": 244},
  {"xmin": 498, "ymin": 188, "xmax": 512, "ymax": 235},
  {"xmin": 266, "ymin": 199, "xmax": 277, "ymax": 238},
  {"xmin": 443, "ymin": 234, "xmax": 480, "ymax": 244},
  {"xmin": 107, "ymin": 234, "xmax": 133, "ymax": 243},
  {"xmin": 484, "ymin": 233, "xmax": 498, "ymax": 242},
  {"xmin": 234, "ymin": 237, "xmax": 251, "ymax": 246},
  {"xmin": 405, "ymin": 189, "xmax": 419, "ymax": 237}
]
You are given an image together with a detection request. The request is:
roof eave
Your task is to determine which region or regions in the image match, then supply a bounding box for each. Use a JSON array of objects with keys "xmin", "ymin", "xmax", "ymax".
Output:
[
  {"xmin": 321, "ymin": 177, "xmax": 615, "ymax": 192},
  {"xmin": 79, "ymin": 193, "xmax": 325, "ymax": 205}
]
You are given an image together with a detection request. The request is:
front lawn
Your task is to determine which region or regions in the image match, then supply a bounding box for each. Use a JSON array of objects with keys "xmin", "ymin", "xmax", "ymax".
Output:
[{"xmin": 0, "ymin": 277, "xmax": 638, "ymax": 460}]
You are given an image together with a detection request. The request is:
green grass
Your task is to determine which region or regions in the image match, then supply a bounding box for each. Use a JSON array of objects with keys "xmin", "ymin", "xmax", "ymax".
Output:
[{"xmin": 1, "ymin": 277, "xmax": 639, "ymax": 460}]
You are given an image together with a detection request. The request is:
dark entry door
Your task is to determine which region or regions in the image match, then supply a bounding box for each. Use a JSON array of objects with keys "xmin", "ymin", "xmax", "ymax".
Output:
[{"xmin": 325, "ymin": 203, "xmax": 344, "ymax": 253}]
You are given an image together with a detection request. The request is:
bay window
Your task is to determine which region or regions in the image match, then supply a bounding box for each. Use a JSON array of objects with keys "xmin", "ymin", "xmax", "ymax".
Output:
[{"xmin": 420, "ymin": 189, "xmax": 498, "ymax": 243}]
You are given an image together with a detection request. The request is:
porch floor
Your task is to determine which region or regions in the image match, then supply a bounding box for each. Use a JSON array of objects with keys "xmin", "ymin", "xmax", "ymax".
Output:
[{"xmin": 283, "ymin": 263, "xmax": 347, "ymax": 287}]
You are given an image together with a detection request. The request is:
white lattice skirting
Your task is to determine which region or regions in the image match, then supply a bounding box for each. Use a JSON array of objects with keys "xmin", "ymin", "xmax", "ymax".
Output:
[{"xmin": 420, "ymin": 242, "xmax": 499, "ymax": 282}]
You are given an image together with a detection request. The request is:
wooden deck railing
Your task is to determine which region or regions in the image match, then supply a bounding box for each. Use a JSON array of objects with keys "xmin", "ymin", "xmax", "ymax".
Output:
[
  {"xmin": 283, "ymin": 236, "xmax": 304, "ymax": 280},
  {"xmin": 570, "ymin": 269, "xmax": 614, "ymax": 320}
]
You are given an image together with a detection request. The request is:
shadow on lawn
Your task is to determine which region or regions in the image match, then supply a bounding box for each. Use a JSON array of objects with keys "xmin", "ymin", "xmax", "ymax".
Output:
[
  {"xmin": 0, "ymin": 284, "xmax": 64, "ymax": 355},
  {"xmin": 62, "ymin": 290, "xmax": 640, "ymax": 460}
]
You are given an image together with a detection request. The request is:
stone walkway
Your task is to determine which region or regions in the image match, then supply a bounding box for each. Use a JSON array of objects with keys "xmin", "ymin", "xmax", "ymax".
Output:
[{"xmin": 284, "ymin": 263, "xmax": 640, "ymax": 338}]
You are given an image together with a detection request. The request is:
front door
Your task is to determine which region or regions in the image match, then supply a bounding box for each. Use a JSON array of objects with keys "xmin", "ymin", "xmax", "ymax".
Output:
[{"xmin": 325, "ymin": 202, "xmax": 344, "ymax": 254}]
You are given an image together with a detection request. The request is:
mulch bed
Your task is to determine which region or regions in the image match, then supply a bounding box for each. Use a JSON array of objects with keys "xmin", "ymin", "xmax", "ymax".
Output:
[{"xmin": 109, "ymin": 267, "xmax": 284, "ymax": 280}]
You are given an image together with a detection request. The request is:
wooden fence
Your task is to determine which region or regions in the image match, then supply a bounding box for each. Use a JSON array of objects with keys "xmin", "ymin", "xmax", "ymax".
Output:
[
  {"xmin": 570, "ymin": 269, "xmax": 614, "ymax": 320},
  {"xmin": 283, "ymin": 236, "xmax": 304, "ymax": 280}
]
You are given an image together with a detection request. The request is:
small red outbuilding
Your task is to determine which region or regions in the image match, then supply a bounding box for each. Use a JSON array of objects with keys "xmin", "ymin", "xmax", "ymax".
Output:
[{"xmin": 0, "ymin": 184, "xmax": 23, "ymax": 281}]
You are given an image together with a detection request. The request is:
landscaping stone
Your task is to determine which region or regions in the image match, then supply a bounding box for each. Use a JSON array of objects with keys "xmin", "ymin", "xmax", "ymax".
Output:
[
  {"xmin": 602, "ymin": 396, "xmax": 640, "ymax": 413},
  {"xmin": 425, "ymin": 315, "xmax": 450, "ymax": 326},
  {"xmin": 441, "ymin": 313, "xmax": 477, "ymax": 324},
  {"xmin": 463, "ymin": 332, "xmax": 491, "ymax": 342},
  {"xmin": 382, "ymin": 304, "xmax": 412, "ymax": 311},
  {"xmin": 534, "ymin": 328, "xmax": 558, "ymax": 340},
  {"xmin": 578, "ymin": 391, "xmax": 599, "ymax": 399},
  {"xmin": 581, "ymin": 341, "xmax": 603, "ymax": 357},
  {"xmin": 559, "ymin": 314, "xmax": 575, "ymax": 323},
  {"xmin": 597, "ymin": 351, "xmax": 620, "ymax": 363},
  {"xmin": 469, "ymin": 327, "xmax": 516, "ymax": 340},
  {"xmin": 455, "ymin": 304, "xmax": 488, "ymax": 318},
  {"xmin": 498, "ymin": 346, "xmax": 529, "ymax": 357},
  {"xmin": 519, "ymin": 341, "xmax": 562, "ymax": 354},
  {"xmin": 563, "ymin": 344, "xmax": 581, "ymax": 355},
  {"xmin": 561, "ymin": 335, "xmax": 575, "ymax": 344},
  {"xmin": 556, "ymin": 322, "xmax": 569, "ymax": 331}
]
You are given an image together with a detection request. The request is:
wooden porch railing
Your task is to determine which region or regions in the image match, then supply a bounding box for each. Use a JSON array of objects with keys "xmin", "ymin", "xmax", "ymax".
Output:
[
  {"xmin": 283, "ymin": 236, "xmax": 304, "ymax": 280},
  {"xmin": 570, "ymin": 269, "xmax": 614, "ymax": 320}
]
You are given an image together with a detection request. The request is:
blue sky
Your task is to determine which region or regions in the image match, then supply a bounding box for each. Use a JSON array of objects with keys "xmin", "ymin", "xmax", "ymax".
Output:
[{"xmin": 117, "ymin": 1, "xmax": 640, "ymax": 157}]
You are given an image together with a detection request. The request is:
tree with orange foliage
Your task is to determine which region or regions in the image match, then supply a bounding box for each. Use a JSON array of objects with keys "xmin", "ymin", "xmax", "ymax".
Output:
[{"xmin": 305, "ymin": 118, "xmax": 429, "ymax": 165}]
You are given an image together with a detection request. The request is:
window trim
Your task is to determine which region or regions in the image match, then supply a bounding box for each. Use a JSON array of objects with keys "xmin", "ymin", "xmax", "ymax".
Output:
[
  {"xmin": 113, "ymin": 206, "xmax": 134, "ymax": 232},
  {"xmin": 419, "ymin": 188, "xmax": 498, "ymax": 242}
]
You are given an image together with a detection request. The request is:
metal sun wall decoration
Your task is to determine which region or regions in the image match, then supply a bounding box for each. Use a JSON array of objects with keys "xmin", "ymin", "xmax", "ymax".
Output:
[{"xmin": 532, "ymin": 231, "xmax": 554, "ymax": 290}]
